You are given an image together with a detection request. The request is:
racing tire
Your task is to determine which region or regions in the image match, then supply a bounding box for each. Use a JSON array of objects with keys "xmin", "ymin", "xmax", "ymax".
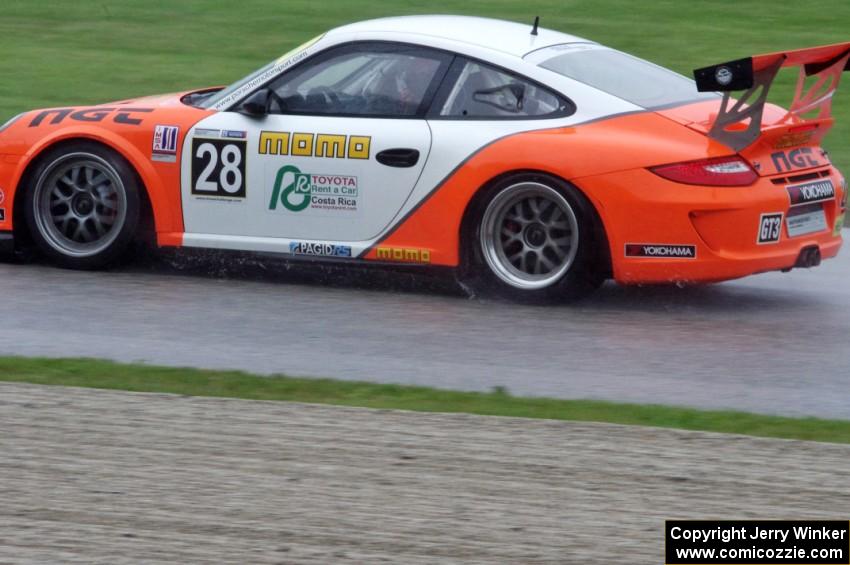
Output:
[
  {"xmin": 25, "ymin": 142, "xmax": 140, "ymax": 269},
  {"xmin": 462, "ymin": 173, "xmax": 606, "ymax": 303}
]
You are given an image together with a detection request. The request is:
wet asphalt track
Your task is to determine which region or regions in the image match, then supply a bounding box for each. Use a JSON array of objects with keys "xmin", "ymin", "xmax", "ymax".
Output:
[{"xmin": 1, "ymin": 247, "xmax": 848, "ymax": 419}]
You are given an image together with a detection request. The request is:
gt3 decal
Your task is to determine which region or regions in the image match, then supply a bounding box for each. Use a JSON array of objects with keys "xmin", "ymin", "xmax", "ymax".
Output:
[
  {"xmin": 289, "ymin": 242, "xmax": 352, "ymax": 257},
  {"xmin": 258, "ymin": 131, "xmax": 371, "ymax": 159},
  {"xmin": 786, "ymin": 179, "xmax": 835, "ymax": 207},
  {"xmin": 625, "ymin": 244, "xmax": 696, "ymax": 258},
  {"xmin": 191, "ymin": 138, "xmax": 246, "ymax": 199},
  {"xmin": 28, "ymin": 108, "xmax": 154, "ymax": 127},
  {"xmin": 757, "ymin": 213, "xmax": 783, "ymax": 244},
  {"xmin": 268, "ymin": 166, "xmax": 359, "ymax": 214}
]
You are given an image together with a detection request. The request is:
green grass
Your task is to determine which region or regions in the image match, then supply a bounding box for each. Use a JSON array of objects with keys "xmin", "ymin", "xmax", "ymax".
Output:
[
  {"xmin": 1, "ymin": 1, "xmax": 849, "ymax": 171},
  {"xmin": 2, "ymin": 356, "xmax": 849, "ymax": 445}
]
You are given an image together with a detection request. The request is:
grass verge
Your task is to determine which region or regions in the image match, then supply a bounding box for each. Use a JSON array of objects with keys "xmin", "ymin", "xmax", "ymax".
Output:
[{"xmin": 1, "ymin": 356, "xmax": 848, "ymax": 444}]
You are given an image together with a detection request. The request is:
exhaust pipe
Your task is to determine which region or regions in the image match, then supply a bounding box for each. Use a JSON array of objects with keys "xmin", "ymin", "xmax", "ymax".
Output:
[{"xmin": 794, "ymin": 245, "xmax": 822, "ymax": 269}]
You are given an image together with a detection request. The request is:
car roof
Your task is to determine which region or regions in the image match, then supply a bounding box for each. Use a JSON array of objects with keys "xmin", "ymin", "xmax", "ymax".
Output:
[{"xmin": 326, "ymin": 15, "xmax": 591, "ymax": 58}]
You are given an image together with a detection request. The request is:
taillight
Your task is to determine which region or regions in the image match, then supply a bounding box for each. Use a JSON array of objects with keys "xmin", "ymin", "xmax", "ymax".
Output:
[{"xmin": 650, "ymin": 156, "xmax": 758, "ymax": 186}]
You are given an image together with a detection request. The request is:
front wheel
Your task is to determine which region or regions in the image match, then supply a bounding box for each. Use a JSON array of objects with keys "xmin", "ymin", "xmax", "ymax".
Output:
[
  {"xmin": 25, "ymin": 142, "xmax": 140, "ymax": 269},
  {"xmin": 463, "ymin": 174, "xmax": 606, "ymax": 303}
]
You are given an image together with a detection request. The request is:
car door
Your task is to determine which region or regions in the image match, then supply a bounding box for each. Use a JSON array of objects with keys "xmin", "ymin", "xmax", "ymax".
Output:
[{"xmin": 181, "ymin": 42, "xmax": 452, "ymax": 244}]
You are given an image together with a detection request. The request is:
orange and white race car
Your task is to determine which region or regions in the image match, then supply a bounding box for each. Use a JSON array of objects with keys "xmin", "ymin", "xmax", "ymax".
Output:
[{"xmin": 0, "ymin": 16, "xmax": 846, "ymax": 301}]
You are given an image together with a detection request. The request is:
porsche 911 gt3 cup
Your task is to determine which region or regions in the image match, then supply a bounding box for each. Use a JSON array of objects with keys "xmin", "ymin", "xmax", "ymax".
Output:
[{"xmin": 0, "ymin": 16, "xmax": 846, "ymax": 301}]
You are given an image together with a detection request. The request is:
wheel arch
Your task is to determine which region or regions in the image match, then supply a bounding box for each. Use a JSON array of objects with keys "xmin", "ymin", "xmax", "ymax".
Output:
[
  {"xmin": 458, "ymin": 168, "xmax": 613, "ymax": 279},
  {"xmin": 13, "ymin": 130, "xmax": 173, "ymax": 243}
]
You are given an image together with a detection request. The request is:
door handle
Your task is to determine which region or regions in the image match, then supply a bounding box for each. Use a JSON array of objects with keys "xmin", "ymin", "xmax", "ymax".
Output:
[{"xmin": 376, "ymin": 148, "xmax": 420, "ymax": 168}]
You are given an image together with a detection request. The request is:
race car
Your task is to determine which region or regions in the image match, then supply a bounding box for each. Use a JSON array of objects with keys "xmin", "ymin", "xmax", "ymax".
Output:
[{"xmin": 0, "ymin": 15, "xmax": 846, "ymax": 302}]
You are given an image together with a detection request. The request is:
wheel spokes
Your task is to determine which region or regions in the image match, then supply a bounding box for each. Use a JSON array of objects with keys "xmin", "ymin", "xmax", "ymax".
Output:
[
  {"xmin": 35, "ymin": 156, "xmax": 127, "ymax": 255},
  {"xmin": 482, "ymin": 182, "xmax": 580, "ymax": 288}
]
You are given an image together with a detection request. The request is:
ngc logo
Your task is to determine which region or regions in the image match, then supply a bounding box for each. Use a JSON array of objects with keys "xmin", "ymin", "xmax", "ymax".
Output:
[{"xmin": 771, "ymin": 148, "xmax": 822, "ymax": 173}]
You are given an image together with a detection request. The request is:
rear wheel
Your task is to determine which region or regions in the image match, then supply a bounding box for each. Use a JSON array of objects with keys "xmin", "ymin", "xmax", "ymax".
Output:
[
  {"xmin": 25, "ymin": 142, "xmax": 140, "ymax": 269},
  {"xmin": 463, "ymin": 174, "xmax": 606, "ymax": 302}
]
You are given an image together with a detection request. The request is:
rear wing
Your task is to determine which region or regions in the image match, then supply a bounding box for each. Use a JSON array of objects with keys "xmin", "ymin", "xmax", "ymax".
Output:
[{"xmin": 692, "ymin": 42, "xmax": 850, "ymax": 151}]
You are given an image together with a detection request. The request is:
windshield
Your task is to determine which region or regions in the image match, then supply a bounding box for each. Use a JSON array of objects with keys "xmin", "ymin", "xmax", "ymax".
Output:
[
  {"xmin": 200, "ymin": 34, "xmax": 324, "ymax": 110},
  {"xmin": 530, "ymin": 44, "xmax": 718, "ymax": 109}
]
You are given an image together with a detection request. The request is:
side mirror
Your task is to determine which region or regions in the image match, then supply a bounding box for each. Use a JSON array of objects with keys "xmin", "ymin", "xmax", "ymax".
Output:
[{"xmin": 238, "ymin": 89, "xmax": 270, "ymax": 117}]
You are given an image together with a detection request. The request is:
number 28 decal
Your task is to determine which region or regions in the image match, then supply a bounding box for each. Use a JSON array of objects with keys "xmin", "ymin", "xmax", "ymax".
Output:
[{"xmin": 191, "ymin": 138, "xmax": 246, "ymax": 198}]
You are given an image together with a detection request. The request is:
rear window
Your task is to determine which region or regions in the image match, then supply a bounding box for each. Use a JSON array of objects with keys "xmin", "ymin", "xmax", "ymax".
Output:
[{"xmin": 530, "ymin": 44, "xmax": 718, "ymax": 109}]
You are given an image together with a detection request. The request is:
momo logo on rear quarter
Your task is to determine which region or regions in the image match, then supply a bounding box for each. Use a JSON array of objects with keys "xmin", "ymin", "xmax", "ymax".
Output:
[
  {"xmin": 625, "ymin": 244, "xmax": 696, "ymax": 258},
  {"xmin": 376, "ymin": 247, "xmax": 432, "ymax": 264}
]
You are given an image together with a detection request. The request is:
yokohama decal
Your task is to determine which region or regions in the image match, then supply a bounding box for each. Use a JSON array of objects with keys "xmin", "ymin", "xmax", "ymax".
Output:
[
  {"xmin": 786, "ymin": 179, "xmax": 835, "ymax": 207},
  {"xmin": 625, "ymin": 244, "xmax": 696, "ymax": 259}
]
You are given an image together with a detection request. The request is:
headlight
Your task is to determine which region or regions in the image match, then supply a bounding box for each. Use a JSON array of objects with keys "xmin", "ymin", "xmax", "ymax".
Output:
[{"xmin": 0, "ymin": 113, "xmax": 25, "ymax": 135}]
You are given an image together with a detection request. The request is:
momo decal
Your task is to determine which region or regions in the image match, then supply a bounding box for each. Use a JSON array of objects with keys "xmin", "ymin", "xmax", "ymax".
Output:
[
  {"xmin": 625, "ymin": 244, "xmax": 696, "ymax": 258},
  {"xmin": 786, "ymin": 179, "xmax": 835, "ymax": 207},
  {"xmin": 376, "ymin": 247, "xmax": 432, "ymax": 264},
  {"xmin": 757, "ymin": 213, "xmax": 783, "ymax": 244},
  {"xmin": 268, "ymin": 165, "xmax": 359, "ymax": 214},
  {"xmin": 152, "ymin": 125, "xmax": 179, "ymax": 163},
  {"xmin": 289, "ymin": 242, "xmax": 352, "ymax": 258},
  {"xmin": 28, "ymin": 107, "xmax": 154, "ymax": 127},
  {"xmin": 259, "ymin": 131, "xmax": 370, "ymax": 160}
]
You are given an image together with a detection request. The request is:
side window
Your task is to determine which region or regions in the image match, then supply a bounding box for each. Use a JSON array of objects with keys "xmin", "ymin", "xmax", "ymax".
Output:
[
  {"xmin": 267, "ymin": 44, "xmax": 449, "ymax": 118},
  {"xmin": 439, "ymin": 60, "xmax": 569, "ymax": 119}
]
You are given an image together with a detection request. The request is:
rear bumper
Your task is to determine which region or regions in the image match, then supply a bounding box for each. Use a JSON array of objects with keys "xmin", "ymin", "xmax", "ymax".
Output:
[{"xmin": 580, "ymin": 167, "xmax": 845, "ymax": 284}]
